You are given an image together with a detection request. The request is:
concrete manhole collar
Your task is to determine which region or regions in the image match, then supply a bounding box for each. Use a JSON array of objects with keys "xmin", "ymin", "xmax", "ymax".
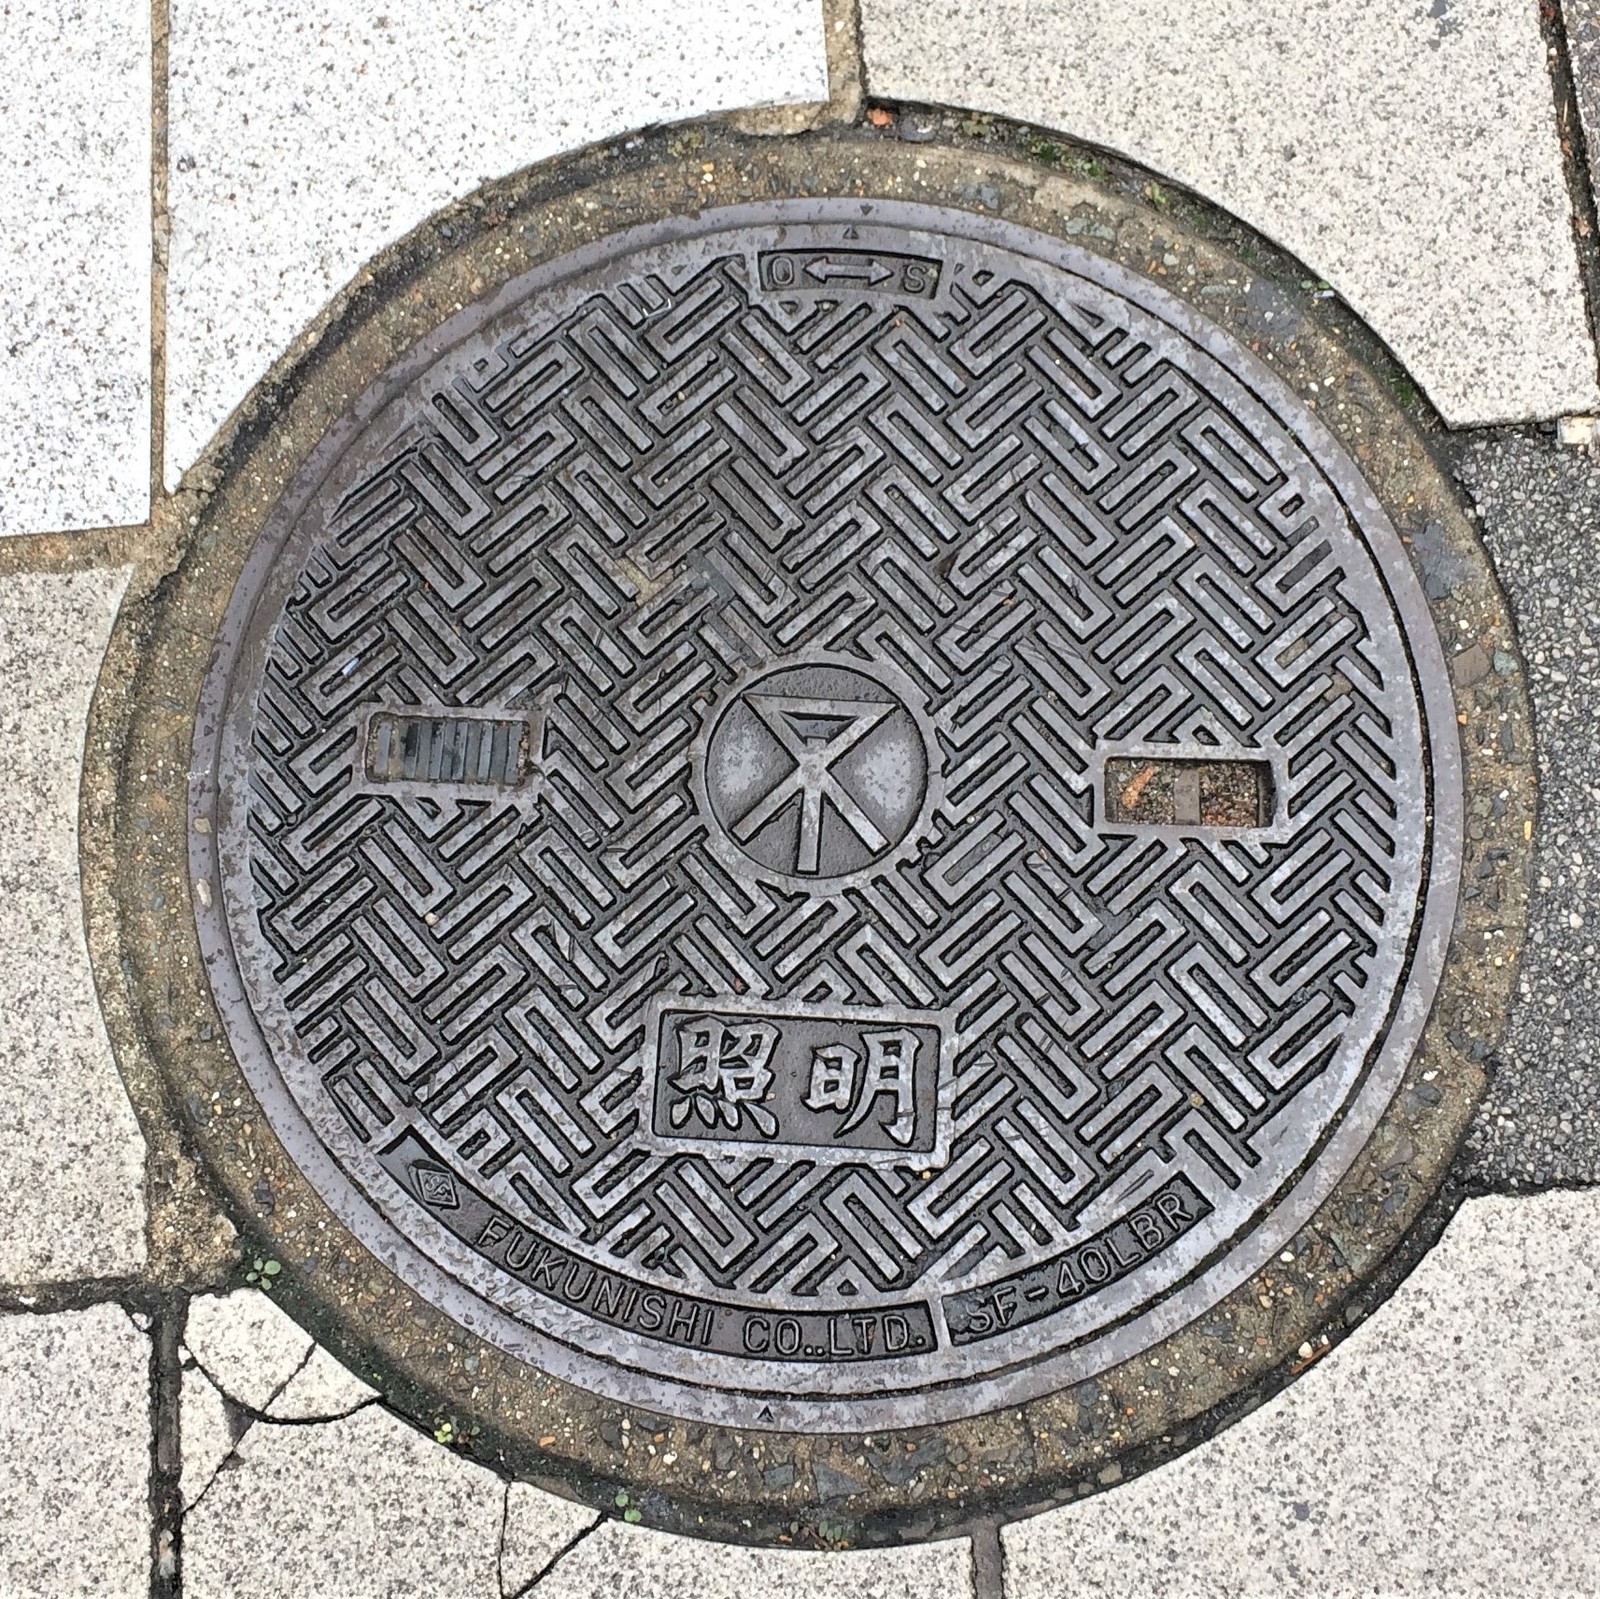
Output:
[{"xmin": 97, "ymin": 125, "xmax": 1529, "ymax": 1537}]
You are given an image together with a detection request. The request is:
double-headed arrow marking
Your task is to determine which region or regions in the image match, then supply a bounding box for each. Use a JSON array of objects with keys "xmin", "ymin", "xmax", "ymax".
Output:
[{"xmin": 802, "ymin": 256, "xmax": 894, "ymax": 286}]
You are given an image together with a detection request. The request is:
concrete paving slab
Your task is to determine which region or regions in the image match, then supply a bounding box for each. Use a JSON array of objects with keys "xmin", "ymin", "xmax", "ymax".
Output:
[
  {"xmin": 0, "ymin": 2, "xmax": 150, "ymax": 536},
  {"xmin": 184, "ymin": 1290, "xmax": 313, "ymax": 1410},
  {"xmin": 180, "ymin": 1360, "xmax": 237, "ymax": 1510},
  {"xmin": 0, "ymin": 569, "xmax": 145, "ymax": 1285},
  {"xmin": 533, "ymin": 1523, "xmax": 974, "ymax": 1599},
  {"xmin": 0, "ymin": 1305, "xmax": 150, "ymax": 1597},
  {"xmin": 500, "ymin": 1482, "xmax": 599, "ymax": 1596},
  {"xmin": 183, "ymin": 1403, "xmax": 511, "ymax": 1599},
  {"xmin": 860, "ymin": 0, "xmax": 1599, "ymax": 427},
  {"xmin": 1002, "ymin": 1188, "xmax": 1600, "ymax": 1598},
  {"xmin": 1452, "ymin": 430, "xmax": 1600, "ymax": 1185},
  {"xmin": 164, "ymin": 0, "xmax": 828, "ymax": 487}
]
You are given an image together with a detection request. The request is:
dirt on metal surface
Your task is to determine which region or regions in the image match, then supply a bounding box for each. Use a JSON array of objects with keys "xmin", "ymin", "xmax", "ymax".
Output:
[{"xmin": 82, "ymin": 116, "xmax": 1533, "ymax": 1545}]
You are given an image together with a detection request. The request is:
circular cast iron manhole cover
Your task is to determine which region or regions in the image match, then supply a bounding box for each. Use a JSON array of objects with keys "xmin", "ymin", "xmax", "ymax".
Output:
[{"xmin": 191, "ymin": 203, "xmax": 1459, "ymax": 1431}]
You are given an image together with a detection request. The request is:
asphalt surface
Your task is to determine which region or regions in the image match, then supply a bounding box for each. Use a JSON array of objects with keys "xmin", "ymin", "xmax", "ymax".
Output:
[{"xmin": 1449, "ymin": 430, "xmax": 1600, "ymax": 1188}]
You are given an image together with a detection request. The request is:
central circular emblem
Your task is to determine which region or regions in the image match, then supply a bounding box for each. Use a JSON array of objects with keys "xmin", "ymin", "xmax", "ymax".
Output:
[{"xmin": 698, "ymin": 656, "xmax": 937, "ymax": 888}]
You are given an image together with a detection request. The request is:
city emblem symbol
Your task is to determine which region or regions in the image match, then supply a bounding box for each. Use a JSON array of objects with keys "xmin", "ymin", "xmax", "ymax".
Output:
[{"xmin": 697, "ymin": 656, "xmax": 939, "ymax": 890}]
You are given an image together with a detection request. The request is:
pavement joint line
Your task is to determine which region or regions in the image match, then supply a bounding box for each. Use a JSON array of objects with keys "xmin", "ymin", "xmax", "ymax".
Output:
[
  {"xmin": 149, "ymin": 0, "xmax": 171, "ymax": 510},
  {"xmin": 725, "ymin": 0, "xmax": 862, "ymax": 133},
  {"xmin": 1545, "ymin": 0, "xmax": 1600, "ymax": 392},
  {"xmin": 496, "ymin": 1479, "xmax": 512, "ymax": 1599},
  {"xmin": 968, "ymin": 1518, "xmax": 1004, "ymax": 1599},
  {"xmin": 0, "ymin": 522, "xmax": 157, "ymax": 577},
  {"xmin": 148, "ymin": 1294, "xmax": 185, "ymax": 1599},
  {"xmin": 838, "ymin": 0, "xmax": 866, "ymax": 123},
  {"xmin": 1453, "ymin": 1165, "xmax": 1600, "ymax": 1198},
  {"xmin": 0, "ymin": 1276, "xmax": 168, "ymax": 1318}
]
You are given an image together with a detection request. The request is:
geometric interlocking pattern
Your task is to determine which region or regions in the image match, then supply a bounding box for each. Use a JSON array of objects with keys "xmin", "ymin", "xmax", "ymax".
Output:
[{"xmin": 238, "ymin": 229, "xmax": 1425, "ymax": 1333}]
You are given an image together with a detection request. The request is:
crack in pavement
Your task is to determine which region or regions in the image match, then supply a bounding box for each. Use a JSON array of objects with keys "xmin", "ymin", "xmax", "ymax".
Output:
[{"xmin": 516, "ymin": 1516, "xmax": 605, "ymax": 1596}]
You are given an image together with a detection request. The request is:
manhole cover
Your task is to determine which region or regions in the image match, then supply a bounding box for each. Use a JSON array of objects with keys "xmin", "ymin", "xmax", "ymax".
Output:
[{"xmin": 190, "ymin": 202, "xmax": 1459, "ymax": 1430}]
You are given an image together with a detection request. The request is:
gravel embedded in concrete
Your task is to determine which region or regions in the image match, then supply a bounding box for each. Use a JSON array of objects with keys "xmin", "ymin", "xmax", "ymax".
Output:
[{"xmin": 1451, "ymin": 431, "xmax": 1600, "ymax": 1186}]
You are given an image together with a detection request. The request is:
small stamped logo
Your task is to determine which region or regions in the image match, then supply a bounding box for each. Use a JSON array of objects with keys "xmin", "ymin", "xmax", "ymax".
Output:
[
  {"xmin": 409, "ymin": 1161, "xmax": 461, "ymax": 1210},
  {"xmin": 638, "ymin": 997, "xmax": 955, "ymax": 1167}
]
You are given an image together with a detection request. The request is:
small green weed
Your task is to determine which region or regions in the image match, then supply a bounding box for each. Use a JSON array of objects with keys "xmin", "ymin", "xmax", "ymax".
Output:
[{"xmin": 245, "ymin": 1258, "xmax": 281, "ymax": 1291}]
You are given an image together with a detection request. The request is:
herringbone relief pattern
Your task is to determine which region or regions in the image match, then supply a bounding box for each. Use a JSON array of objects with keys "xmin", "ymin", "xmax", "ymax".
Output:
[{"xmin": 247, "ymin": 245, "xmax": 1413, "ymax": 1308}]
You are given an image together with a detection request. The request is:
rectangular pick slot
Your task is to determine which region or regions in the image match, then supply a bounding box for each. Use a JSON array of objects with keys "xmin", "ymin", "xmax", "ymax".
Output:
[
  {"xmin": 366, "ymin": 712, "xmax": 529, "ymax": 786},
  {"xmin": 1103, "ymin": 756, "xmax": 1274, "ymax": 829}
]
